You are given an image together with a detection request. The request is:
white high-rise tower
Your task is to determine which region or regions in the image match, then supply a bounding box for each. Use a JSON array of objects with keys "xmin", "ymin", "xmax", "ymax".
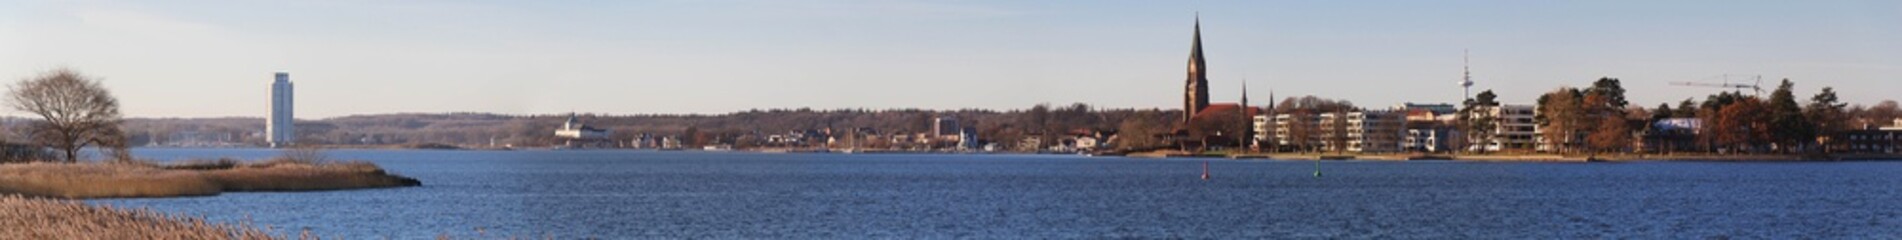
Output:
[{"xmin": 267, "ymin": 72, "xmax": 295, "ymax": 148}]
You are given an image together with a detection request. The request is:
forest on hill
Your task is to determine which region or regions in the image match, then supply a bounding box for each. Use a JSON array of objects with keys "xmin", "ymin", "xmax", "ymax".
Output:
[{"xmin": 111, "ymin": 104, "xmax": 1187, "ymax": 150}]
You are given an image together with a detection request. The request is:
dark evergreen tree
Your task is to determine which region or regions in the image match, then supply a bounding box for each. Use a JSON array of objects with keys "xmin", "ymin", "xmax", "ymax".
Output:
[
  {"xmin": 1653, "ymin": 103, "xmax": 1675, "ymax": 120},
  {"xmin": 1804, "ymin": 87, "xmax": 1848, "ymax": 152},
  {"xmin": 1766, "ymin": 79, "xmax": 1812, "ymax": 152},
  {"xmin": 1675, "ymin": 99, "xmax": 1699, "ymax": 118},
  {"xmin": 1586, "ymin": 77, "xmax": 1629, "ymax": 109}
]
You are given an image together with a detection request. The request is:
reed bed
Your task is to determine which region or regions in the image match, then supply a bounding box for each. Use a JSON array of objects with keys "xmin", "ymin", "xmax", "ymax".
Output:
[
  {"xmin": 205, "ymin": 160, "xmax": 419, "ymax": 192},
  {"xmin": 0, "ymin": 163, "xmax": 221, "ymax": 199},
  {"xmin": 0, "ymin": 195, "xmax": 279, "ymax": 239},
  {"xmin": 0, "ymin": 160, "xmax": 420, "ymax": 199}
]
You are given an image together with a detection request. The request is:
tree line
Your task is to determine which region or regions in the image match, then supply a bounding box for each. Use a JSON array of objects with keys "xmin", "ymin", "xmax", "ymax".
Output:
[{"xmin": 1520, "ymin": 77, "xmax": 1896, "ymax": 154}]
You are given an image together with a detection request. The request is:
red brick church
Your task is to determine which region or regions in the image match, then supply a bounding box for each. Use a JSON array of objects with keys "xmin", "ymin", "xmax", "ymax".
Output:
[{"xmin": 1170, "ymin": 16, "xmax": 1263, "ymax": 152}]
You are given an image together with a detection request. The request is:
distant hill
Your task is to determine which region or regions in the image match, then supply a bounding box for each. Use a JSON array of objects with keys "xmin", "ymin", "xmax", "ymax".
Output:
[{"xmin": 118, "ymin": 105, "xmax": 1181, "ymax": 150}]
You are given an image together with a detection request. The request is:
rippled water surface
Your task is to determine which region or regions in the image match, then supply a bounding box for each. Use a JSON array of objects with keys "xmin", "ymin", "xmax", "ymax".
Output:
[{"xmin": 96, "ymin": 148, "xmax": 1902, "ymax": 239}]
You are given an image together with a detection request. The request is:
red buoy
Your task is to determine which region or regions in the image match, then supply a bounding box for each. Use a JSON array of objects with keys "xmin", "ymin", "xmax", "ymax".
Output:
[{"xmin": 1201, "ymin": 161, "xmax": 1210, "ymax": 180}]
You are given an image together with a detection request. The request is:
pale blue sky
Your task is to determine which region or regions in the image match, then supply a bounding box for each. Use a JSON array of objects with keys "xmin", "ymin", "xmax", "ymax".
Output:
[{"xmin": 1, "ymin": 0, "xmax": 1897, "ymax": 118}]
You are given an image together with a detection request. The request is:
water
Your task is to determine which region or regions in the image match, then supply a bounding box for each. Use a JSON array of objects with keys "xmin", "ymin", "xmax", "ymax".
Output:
[{"xmin": 95, "ymin": 148, "xmax": 1902, "ymax": 239}]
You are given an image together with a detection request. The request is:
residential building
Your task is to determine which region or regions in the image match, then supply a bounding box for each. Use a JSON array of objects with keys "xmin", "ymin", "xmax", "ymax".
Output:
[
  {"xmin": 1271, "ymin": 110, "xmax": 1405, "ymax": 153},
  {"xmin": 1253, "ymin": 114, "xmax": 1272, "ymax": 147},
  {"xmin": 1471, "ymin": 104, "xmax": 1537, "ymax": 151},
  {"xmin": 1396, "ymin": 103, "xmax": 1457, "ymax": 118},
  {"xmin": 1400, "ymin": 103, "xmax": 1460, "ymax": 152},
  {"xmin": 1846, "ymin": 127, "xmax": 1901, "ymax": 153},
  {"xmin": 1404, "ymin": 123, "xmax": 1454, "ymax": 152},
  {"xmin": 1344, "ymin": 110, "xmax": 1407, "ymax": 152},
  {"xmin": 1273, "ymin": 113, "xmax": 1322, "ymax": 151}
]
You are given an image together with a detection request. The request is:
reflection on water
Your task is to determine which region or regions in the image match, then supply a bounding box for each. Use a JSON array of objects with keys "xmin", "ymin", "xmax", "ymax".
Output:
[{"xmin": 95, "ymin": 148, "xmax": 1902, "ymax": 238}]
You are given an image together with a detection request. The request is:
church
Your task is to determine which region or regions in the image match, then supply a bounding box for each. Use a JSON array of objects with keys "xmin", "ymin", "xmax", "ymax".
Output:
[{"xmin": 1172, "ymin": 16, "xmax": 1264, "ymax": 152}]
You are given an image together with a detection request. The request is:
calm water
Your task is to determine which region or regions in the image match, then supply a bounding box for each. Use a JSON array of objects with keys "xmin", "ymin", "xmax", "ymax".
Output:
[{"xmin": 95, "ymin": 148, "xmax": 1902, "ymax": 239}]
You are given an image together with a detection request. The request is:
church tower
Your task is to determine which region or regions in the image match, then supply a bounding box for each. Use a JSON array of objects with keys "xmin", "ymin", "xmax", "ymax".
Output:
[
  {"xmin": 1239, "ymin": 81, "xmax": 1253, "ymax": 150},
  {"xmin": 1183, "ymin": 15, "xmax": 1211, "ymax": 124}
]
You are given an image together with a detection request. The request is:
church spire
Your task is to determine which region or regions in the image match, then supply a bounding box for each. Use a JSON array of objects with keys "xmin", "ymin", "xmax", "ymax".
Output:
[
  {"xmin": 1239, "ymin": 80, "xmax": 1253, "ymax": 150},
  {"xmin": 1183, "ymin": 14, "xmax": 1211, "ymax": 124}
]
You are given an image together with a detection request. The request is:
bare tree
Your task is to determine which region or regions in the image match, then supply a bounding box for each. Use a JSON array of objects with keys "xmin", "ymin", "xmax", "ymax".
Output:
[{"xmin": 7, "ymin": 69, "xmax": 128, "ymax": 163}]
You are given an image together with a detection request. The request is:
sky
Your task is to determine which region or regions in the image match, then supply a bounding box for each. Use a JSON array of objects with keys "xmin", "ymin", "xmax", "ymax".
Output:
[{"xmin": 1, "ymin": 0, "xmax": 1897, "ymax": 118}]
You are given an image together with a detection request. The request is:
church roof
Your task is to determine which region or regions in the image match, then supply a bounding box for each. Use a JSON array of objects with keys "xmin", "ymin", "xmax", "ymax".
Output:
[{"xmin": 1190, "ymin": 103, "xmax": 1263, "ymax": 121}]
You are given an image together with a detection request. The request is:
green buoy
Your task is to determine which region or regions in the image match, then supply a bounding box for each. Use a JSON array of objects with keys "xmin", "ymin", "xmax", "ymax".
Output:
[{"xmin": 1312, "ymin": 159, "xmax": 1321, "ymax": 178}]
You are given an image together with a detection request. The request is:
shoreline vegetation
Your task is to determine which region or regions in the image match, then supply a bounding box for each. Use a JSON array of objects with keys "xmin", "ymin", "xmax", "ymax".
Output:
[
  {"xmin": 0, "ymin": 159, "xmax": 421, "ymax": 199},
  {"xmin": 0, "ymin": 195, "xmax": 279, "ymax": 239}
]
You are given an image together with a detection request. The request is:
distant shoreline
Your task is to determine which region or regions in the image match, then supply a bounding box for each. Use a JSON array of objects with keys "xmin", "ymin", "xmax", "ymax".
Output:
[
  {"xmin": 125, "ymin": 146, "xmax": 1902, "ymax": 162},
  {"xmin": 1124, "ymin": 150, "xmax": 1902, "ymax": 162}
]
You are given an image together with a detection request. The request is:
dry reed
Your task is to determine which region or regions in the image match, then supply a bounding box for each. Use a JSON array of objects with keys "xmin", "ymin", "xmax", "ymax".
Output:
[
  {"xmin": 0, "ymin": 160, "xmax": 419, "ymax": 199},
  {"xmin": 0, "ymin": 163, "xmax": 221, "ymax": 198},
  {"xmin": 0, "ymin": 195, "xmax": 279, "ymax": 239},
  {"xmin": 205, "ymin": 160, "xmax": 420, "ymax": 192}
]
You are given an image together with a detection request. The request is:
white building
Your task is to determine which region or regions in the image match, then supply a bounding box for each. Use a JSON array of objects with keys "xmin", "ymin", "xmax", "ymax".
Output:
[
  {"xmin": 1399, "ymin": 103, "xmax": 1460, "ymax": 152},
  {"xmin": 1272, "ymin": 113, "xmax": 1322, "ymax": 149},
  {"xmin": 1471, "ymin": 104, "xmax": 1537, "ymax": 151},
  {"xmin": 554, "ymin": 113, "xmax": 609, "ymax": 140},
  {"xmin": 266, "ymin": 72, "xmax": 294, "ymax": 148},
  {"xmin": 1252, "ymin": 115, "xmax": 1273, "ymax": 147},
  {"xmin": 1343, "ymin": 110, "xmax": 1406, "ymax": 153},
  {"xmin": 1268, "ymin": 110, "xmax": 1405, "ymax": 153}
]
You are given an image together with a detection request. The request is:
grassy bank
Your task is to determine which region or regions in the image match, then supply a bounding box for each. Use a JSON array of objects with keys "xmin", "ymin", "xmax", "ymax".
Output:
[
  {"xmin": 0, "ymin": 160, "xmax": 421, "ymax": 199},
  {"xmin": 0, "ymin": 195, "xmax": 279, "ymax": 239}
]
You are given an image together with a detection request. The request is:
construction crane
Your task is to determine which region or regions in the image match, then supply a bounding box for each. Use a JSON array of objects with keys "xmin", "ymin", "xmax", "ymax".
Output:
[{"xmin": 1671, "ymin": 74, "xmax": 1763, "ymax": 95}]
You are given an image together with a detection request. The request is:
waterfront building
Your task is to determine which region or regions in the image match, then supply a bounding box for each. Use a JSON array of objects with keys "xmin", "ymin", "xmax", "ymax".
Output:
[
  {"xmin": 660, "ymin": 136, "xmax": 684, "ymax": 149},
  {"xmin": 1272, "ymin": 113, "xmax": 1322, "ymax": 151},
  {"xmin": 1470, "ymin": 104, "xmax": 1538, "ymax": 151},
  {"xmin": 266, "ymin": 72, "xmax": 295, "ymax": 148},
  {"xmin": 932, "ymin": 117, "xmax": 960, "ymax": 140},
  {"xmin": 1400, "ymin": 103, "xmax": 1460, "ymax": 152},
  {"xmin": 1344, "ymin": 110, "xmax": 1407, "ymax": 152},
  {"xmin": 1846, "ymin": 123, "xmax": 1901, "ymax": 153},
  {"xmin": 1253, "ymin": 114, "xmax": 1272, "ymax": 147},
  {"xmin": 631, "ymin": 133, "xmax": 657, "ymax": 149},
  {"xmin": 554, "ymin": 113, "xmax": 609, "ymax": 140},
  {"xmin": 1286, "ymin": 110, "xmax": 1407, "ymax": 153},
  {"xmin": 957, "ymin": 127, "xmax": 981, "ymax": 151},
  {"xmin": 1642, "ymin": 118, "xmax": 1703, "ymax": 153},
  {"xmin": 1404, "ymin": 123, "xmax": 1454, "ymax": 152}
]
